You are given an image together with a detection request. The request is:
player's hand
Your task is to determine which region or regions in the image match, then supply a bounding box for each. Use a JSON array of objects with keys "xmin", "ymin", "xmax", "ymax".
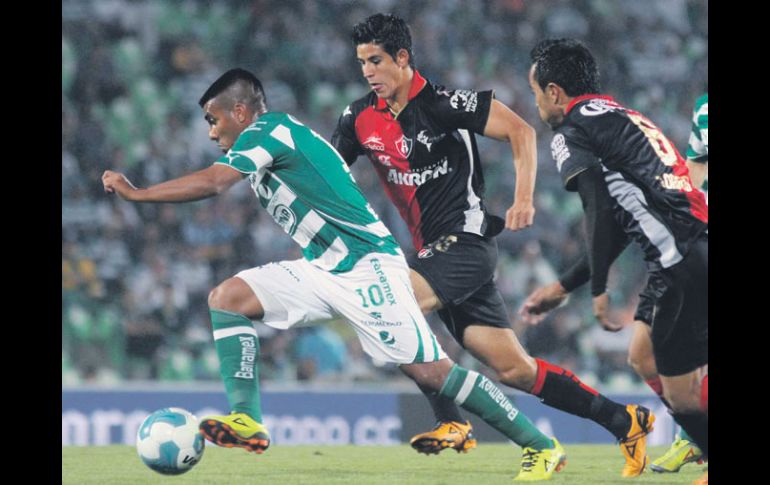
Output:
[
  {"xmin": 102, "ymin": 170, "xmax": 138, "ymax": 200},
  {"xmin": 592, "ymin": 293, "xmax": 624, "ymax": 332},
  {"xmin": 505, "ymin": 199, "xmax": 535, "ymax": 231},
  {"xmin": 519, "ymin": 281, "xmax": 569, "ymax": 325}
]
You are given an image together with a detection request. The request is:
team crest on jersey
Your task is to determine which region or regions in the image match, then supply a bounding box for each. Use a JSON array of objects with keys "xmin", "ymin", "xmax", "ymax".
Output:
[
  {"xmin": 273, "ymin": 204, "xmax": 298, "ymax": 235},
  {"xmin": 395, "ymin": 134, "xmax": 413, "ymax": 158},
  {"xmin": 363, "ymin": 135, "xmax": 385, "ymax": 152},
  {"xmin": 417, "ymin": 248, "xmax": 433, "ymax": 259}
]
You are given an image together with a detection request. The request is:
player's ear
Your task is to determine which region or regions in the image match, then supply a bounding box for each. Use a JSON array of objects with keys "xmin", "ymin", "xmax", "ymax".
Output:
[
  {"xmin": 396, "ymin": 48, "xmax": 410, "ymax": 68},
  {"xmin": 547, "ymin": 83, "xmax": 561, "ymax": 104},
  {"xmin": 233, "ymin": 103, "xmax": 249, "ymax": 124}
]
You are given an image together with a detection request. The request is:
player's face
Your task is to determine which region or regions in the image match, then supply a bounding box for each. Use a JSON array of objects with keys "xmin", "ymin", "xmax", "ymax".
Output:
[
  {"xmin": 203, "ymin": 98, "xmax": 245, "ymax": 153},
  {"xmin": 356, "ymin": 43, "xmax": 409, "ymax": 101},
  {"xmin": 528, "ymin": 64, "xmax": 564, "ymax": 129}
]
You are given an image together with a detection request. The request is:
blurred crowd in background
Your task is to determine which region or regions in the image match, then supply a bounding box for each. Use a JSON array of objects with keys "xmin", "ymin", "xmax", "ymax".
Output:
[{"xmin": 62, "ymin": 0, "xmax": 707, "ymax": 391}]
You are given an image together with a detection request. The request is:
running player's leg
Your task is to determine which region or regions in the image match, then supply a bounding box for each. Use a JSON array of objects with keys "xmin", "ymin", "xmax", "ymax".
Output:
[
  {"xmin": 460, "ymin": 299, "xmax": 654, "ymax": 478},
  {"xmin": 630, "ymin": 318, "xmax": 704, "ymax": 473},
  {"xmin": 407, "ymin": 269, "xmax": 475, "ymax": 452},
  {"xmin": 329, "ymin": 253, "xmax": 566, "ymax": 480},
  {"xmin": 201, "ymin": 261, "xmax": 334, "ymax": 453},
  {"xmin": 652, "ymin": 238, "xmax": 708, "ymax": 458}
]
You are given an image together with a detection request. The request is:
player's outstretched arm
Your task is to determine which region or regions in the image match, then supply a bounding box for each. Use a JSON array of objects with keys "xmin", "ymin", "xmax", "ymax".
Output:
[
  {"xmin": 482, "ymin": 99, "xmax": 536, "ymax": 231},
  {"xmin": 102, "ymin": 164, "xmax": 243, "ymax": 203}
]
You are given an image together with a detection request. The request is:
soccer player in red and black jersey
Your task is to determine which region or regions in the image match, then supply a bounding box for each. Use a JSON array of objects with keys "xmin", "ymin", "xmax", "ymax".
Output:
[
  {"xmin": 522, "ymin": 38, "xmax": 708, "ymax": 483},
  {"xmin": 332, "ymin": 13, "xmax": 655, "ymax": 477}
]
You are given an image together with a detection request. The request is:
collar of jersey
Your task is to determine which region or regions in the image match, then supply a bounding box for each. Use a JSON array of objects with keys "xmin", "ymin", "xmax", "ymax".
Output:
[
  {"xmin": 565, "ymin": 94, "xmax": 614, "ymax": 114},
  {"xmin": 375, "ymin": 69, "xmax": 428, "ymax": 111}
]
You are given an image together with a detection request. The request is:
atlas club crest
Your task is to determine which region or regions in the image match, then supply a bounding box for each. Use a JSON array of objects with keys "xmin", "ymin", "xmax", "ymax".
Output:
[{"xmin": 395, "ymin": 134, "xmax": 413, "ymax": 158}]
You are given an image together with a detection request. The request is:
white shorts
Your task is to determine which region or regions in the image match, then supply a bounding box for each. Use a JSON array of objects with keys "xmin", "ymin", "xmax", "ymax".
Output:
[{"xmin": 235, "ymin": 253, "xmax": 446, "ymax": 365}]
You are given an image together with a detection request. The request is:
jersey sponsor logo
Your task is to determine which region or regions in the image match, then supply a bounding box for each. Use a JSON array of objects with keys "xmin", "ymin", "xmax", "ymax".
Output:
[
  {"xmin": 551, "ymin": 134, "xmax": 571, "ymax": 171},
  {"xmin": 377, "ymin": 154, "xmax": 393, "ymax": 167},
  {"xmin": 369, "ymin": 258, "xmax": 397, "ymax": 306},
  {"xmin": 658, "ymin": 173, "xmax": 694, "ymax": 192},
  {"xmin": 417, "ymin": 248, "xmax": 433, "ymax": 259},
  {"xmin": 235, "ymin": 336, "xmax": 257, "ymax": 379},
  {"xmin": 450, "ymin": 90, "xmax": 478, "ymax": 112},
  {"xmin": 579, "ymin": 99, "xmax": 616, "ymax": 117},
  {"xmin": 416, "ymin": 130, "xmax": 445, "ymax": 152},
  {"xmin": 386, "ymin": 158, "xmax": 450, "ymax": 186},
  {"xmin": 395, "ymin": 134, "xmax": 413, "ymax": 158},
  {"xmin": 363, "ymin": 135, "xmax": 385, "ymax": 152},
  {"xmin": 478, "ymin": 375, "xmax": 519, "ymax": 421},
  {"xmin": 273, "ymin": 204, "xmax": 298, "ymax": 235}
]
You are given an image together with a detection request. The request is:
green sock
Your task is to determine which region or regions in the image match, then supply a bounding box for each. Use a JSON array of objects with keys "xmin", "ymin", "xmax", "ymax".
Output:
[
  {"xmin": 439, "ymin": 364, "xmax": 553, "ymax": 450},
  {"xmin": 210, "ymin": 309, "xmax": 262, "ymax": 422}
]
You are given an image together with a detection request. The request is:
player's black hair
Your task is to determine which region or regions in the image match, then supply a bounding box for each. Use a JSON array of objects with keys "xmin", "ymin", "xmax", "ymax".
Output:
[
  {"xmin": 198, "ymin": 68, "xmax": 267, "ymax": 113},
  {"xmin": 351, "ymin": 13, "xmax": 415, "ymax": 68},
  {"xmin": 530, "ymin": 38, "xmax": 601, "ymax": 97}
]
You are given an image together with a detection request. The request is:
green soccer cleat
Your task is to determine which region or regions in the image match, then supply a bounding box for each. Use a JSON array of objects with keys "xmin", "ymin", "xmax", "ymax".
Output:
[
  {"xmin": 650, "ymin": 436, "xmax": 704, "ymax": 473},
  {"xmin": 199, "ymin": 412, "xmax": 271, "ymax": 454},
  {"xmin": 514, "ymin": 437, "xmax": 567, "ymax": 481}
]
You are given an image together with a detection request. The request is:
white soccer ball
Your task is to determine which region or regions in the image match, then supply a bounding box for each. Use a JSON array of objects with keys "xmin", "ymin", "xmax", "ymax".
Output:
[{"xmin": 136, "ymin": 407, "xmax": 205, "ymax": 475}]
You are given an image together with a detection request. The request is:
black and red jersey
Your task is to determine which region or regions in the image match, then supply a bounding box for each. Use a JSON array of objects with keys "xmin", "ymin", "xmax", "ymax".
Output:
[
  {"xmin": 331, "ymin": 70, "xmax": 500, "ymax": 250},
  {"xmin": 551, "ymin": 94, "xmax": 708, "ymax": 270}
]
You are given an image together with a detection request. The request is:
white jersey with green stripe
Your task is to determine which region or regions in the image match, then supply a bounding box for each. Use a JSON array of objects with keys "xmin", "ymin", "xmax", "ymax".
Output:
[
  {"xmin": 215, "ymin": 111, "xmax": 401, "ymax": 273},
  {"xmin": 686, "ymin": 93, "xmax": 708, "ymax": 195}
]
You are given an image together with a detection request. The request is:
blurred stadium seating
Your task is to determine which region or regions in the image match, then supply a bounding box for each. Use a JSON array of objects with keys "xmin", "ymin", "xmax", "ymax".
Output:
[{"xmin": 62, "ymin": 0, "xmax": 707, "ymax": 393}]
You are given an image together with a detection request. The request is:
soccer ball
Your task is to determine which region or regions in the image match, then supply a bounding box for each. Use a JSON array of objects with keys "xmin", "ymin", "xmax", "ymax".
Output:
[{"xmin": 136, "ymin": 407, "xmax": 205, "ymax": 475}]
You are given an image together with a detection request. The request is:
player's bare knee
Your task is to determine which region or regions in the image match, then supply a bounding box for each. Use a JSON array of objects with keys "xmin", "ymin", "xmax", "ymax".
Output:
[
  {"xmin": 401, "ymin": 360, "xmax": 451, "ymax": 391},
  {"xmin": 207, "ymin": 279, "xmax": 241, "ymax": 312}
]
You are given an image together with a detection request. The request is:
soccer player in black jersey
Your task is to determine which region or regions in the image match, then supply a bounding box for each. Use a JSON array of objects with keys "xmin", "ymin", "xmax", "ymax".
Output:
[
  {"xmin": 522, "ymin": 38, "xmax": 708, "ymax": 483},
  {"xmin": 332, "ymin": 13, "xmax": 655, "ymax": 478}
]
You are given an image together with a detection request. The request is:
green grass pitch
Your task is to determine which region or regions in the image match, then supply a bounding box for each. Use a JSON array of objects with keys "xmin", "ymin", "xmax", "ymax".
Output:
[{"xmin": 63, "ymin": 444, "xmax": 705, "ymax": 484}]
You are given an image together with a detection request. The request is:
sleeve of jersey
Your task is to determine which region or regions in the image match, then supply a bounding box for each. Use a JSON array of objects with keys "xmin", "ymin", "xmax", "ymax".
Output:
[
  {"xmin": 552, "ymin": 124, "xmax": 602, "ymax": 192},
  {"xmin": 213, "ymin": 128, "xmax": 276, "ymax": 174},
  {"xmin": 331, "ymin": 106, "xmax": 364, "ymax": 166},
  {"xmin": 574, "ymin": 165, "xmax": 630, "ymax": 296},
  {"xmin": 432, "ymin": 88, "xmax": 494, "ymax": 134}
]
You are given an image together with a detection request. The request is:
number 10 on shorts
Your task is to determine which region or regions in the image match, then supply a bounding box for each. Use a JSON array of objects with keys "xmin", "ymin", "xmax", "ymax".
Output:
[{"xmin": 356, "ymin": 285, "xmax": 385, "ymax": 308}]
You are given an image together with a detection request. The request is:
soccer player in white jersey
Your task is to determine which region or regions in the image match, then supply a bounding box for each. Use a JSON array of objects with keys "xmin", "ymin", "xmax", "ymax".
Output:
[
  {"xmin": 102, "ymin": 69, "xmax": 567, "ymax": 480},
  {"xmin": 685, "ymin": 93, "xmax": 708, "ymax": 203}
]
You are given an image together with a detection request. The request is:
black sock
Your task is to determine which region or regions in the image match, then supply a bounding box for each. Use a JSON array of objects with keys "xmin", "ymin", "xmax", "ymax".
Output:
[
  {"xmin": 672, "ymin": 412, "xmax": 708, "ymax": 457},
  {"xmin": 420, "ymin": 387, "xmax": 465, "ymax": 423},
  {"xmin": 532, "ymin": 358, "xmax": 631, "ymax": 440}
]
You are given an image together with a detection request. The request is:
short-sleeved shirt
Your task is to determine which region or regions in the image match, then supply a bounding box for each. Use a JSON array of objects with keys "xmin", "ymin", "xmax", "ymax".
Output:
[
  {"xmin": 332, "ymin": 70, "xmax": 499, "ymax": 250},
  {"xmin": 215, "ymin": 111, "xmax": 400, "ymax": 273},
  {"xmin": 548, "ymin": 95, "xmax": 708, "ymax": 271}
]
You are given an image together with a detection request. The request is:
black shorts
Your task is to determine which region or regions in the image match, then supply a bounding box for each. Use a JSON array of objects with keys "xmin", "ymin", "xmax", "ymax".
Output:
[
  {"xmin": 407, "ymin": 233, "xmax": 510, "ymax": 343},
  {"xmin": 634, "ymin": 276, "xmax": 658, "ymax": 325},
  {"xmin": 649, "ymin": 236, "xmax": 708, "ymax": 376}
]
